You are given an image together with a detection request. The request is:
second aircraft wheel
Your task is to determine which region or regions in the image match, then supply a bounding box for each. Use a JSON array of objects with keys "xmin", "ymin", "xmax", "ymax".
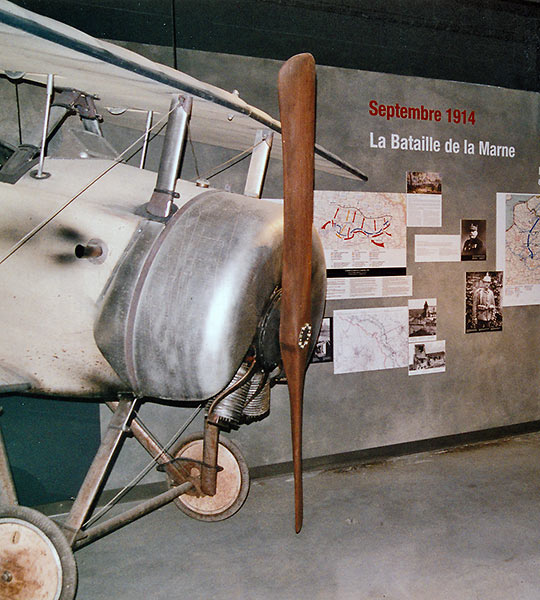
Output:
[
  {"xmin": 167, "ymin": 432, "xmax": 250, "ymax": 522},
  {"xmin": 0, "ymin": 504, "xmax": 77, "ymax": 600}
]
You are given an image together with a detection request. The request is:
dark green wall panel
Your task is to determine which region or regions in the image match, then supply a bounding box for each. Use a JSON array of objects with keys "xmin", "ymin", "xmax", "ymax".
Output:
[{"xmin": 0, "ymin": 396, "xmax": 100, "ymax": 506}]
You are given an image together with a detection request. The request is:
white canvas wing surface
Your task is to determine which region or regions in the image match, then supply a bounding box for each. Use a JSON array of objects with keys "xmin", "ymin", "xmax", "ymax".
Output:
[
  {"xmin": 0, "ymin": 362, "xmax": 32, "ymax": 393},
  {"xmin": 0, "ymin": 0, "xmax": 366, "ymax": 181}
]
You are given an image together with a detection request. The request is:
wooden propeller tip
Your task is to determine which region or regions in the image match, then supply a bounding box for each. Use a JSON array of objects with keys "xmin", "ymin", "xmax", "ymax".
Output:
[{"xmin": 278, "ymin": 53, "xmax": 315, "ymax": 83}]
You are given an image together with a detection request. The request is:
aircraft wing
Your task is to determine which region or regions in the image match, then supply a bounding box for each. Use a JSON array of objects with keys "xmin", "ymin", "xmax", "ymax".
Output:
[
  {"xmin": 0, "ymin": 0, "xmax": 366, "ymax": 181},
  {"xmin": 0, "ymin": 362, "xmax": 32, "ymax": 393}
]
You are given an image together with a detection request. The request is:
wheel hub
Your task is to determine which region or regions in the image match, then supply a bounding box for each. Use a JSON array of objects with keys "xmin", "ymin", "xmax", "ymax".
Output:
[
  {"xmin": 166, "ymin": 432, "xmax": 250, "ymax": 522},
  {"xmin": 175, "ymin": 440, "xmax": 241, "ymax": 515},
  {"xmin": 0, "ymin": 518, "xmax": 62, "ymax": 600}
]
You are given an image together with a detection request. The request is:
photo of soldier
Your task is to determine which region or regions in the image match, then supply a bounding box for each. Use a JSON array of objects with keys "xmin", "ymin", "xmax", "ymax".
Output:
[
  {"xmin": 465, "ymin": 271, "xmax": 503, "ymax": 333},
  {"xmin": 461, "ymin": 219, "xmax": 486, "ymax": 261}
]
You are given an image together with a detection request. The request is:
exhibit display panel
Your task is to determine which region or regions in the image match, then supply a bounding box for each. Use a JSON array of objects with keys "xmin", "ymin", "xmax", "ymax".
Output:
[{"xmin": 84, "ymin": 47, "xmax": 540, "ymax": 490}]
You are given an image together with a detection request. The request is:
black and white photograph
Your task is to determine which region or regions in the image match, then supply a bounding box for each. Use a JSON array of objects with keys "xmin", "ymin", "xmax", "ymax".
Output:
[
  {"xmin": 406, "ymin": 171, "xmax": 442, "ymax": 194},
  {"xmin": 408, "ymin": 340, "xmax": 446, "ymax": 375},
  {"xmin": 461, "ymin": 219, "xmax": 486, "ymax": 261},
  {"xmin": 408, "ymin": 298, "xmax": 437, "ymax": 342},
  {"xmin": 311, "ymin": 317, "xmax": 333, "ymax": 363},
  {"xmin": 465, "ymin": 271, "xmax": 503, "ymax": 333}
]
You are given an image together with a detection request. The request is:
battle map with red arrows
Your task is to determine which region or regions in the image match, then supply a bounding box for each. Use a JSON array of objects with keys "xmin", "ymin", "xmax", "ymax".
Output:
[{"xmin": 314, "ymin": 191, "xmax": 407, "ymax": 272}]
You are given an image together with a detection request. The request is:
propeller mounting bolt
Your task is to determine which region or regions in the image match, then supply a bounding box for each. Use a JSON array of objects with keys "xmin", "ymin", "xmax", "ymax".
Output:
[{"xmin": 298, "ymin": 323, "xmax": 312, "ymax": 349}]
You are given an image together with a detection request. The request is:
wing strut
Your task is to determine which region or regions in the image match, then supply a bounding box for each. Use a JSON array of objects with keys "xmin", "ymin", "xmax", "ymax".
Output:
[
  {"xmin": 30, "ymin": 73, "xmax": 53, "ymax": 180},
  {"xmin": 147, "ymin": 94, "xmax": 192, "ymax": 218}
]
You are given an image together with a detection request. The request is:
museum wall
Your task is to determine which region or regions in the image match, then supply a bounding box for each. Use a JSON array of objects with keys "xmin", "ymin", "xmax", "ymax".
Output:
[{"xmin": 78, "ymin": 44, "xmax": 540, "ymax": 490}]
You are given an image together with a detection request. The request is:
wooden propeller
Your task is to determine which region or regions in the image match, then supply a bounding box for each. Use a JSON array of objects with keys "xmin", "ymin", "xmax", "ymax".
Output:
[{"xmin": 278, "ymin": 53, "xmax": 316, "ymax": 534}]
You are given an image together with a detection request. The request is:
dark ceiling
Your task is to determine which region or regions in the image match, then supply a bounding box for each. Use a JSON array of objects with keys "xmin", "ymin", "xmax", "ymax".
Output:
[{"xmin": 13, "ymin": 0, "xmax": 540, "ymax": 91}]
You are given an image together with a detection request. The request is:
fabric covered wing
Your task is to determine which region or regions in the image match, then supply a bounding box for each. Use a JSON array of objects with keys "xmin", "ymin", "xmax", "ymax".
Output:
[
  {"xmin": 0, "ymin": 362, "xmax": 32, "ymax": 393},
  {"xmin": 0, "ymin": 1, "xmax": 365, "ymax": 181}
]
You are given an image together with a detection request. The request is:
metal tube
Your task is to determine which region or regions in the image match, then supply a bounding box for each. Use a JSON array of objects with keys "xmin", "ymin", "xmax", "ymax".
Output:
[
  {"xmin": 63, "ymin": 397, "xmax": 137, "ymax": 546},
  {"xmin": 32, "ymin": 73, "xmax": 54, "ymax": 179},
  {"xmin": 200, "ymin": 420, "xmax": 220, "ymax": 496},
  {"xmin": 105, "ymin": 401, "xmax": 196, "ymax": 486},
  {"xmin": 200, "ymin": 358, "xmax": 257, "ymax": 490},
  {"xmin": 244, "ymin": 129, "xmax": 273, "ymax": 198},
  {"xmin": 147, "ymin": 95, "xmax": 192, "ymax": 218},
  {"xmin": 155, "ymin": 95, "xmax": 191, "ymax": 192},
  {"xmin": 84, "ymin": 403, "xmax": 203, "ymax": 528},
  {"xmin": 73, "ymin": 481, "xmax": 193, "ymax": 550}
]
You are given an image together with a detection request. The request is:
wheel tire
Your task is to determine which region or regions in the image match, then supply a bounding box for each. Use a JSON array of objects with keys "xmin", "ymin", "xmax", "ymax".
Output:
[
  {"xmin": 167, "ymin": 432, "xmax": 250, "ymax": 522},
  {"xmin": 0, "ymin": 504, "xmax": 77, "ymax": 600}
]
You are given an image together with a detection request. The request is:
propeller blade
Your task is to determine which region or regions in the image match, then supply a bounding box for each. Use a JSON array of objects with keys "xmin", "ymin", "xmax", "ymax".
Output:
[{"xmin": 278, "ymin": 53, "xmax": 316, "ymax": 534}]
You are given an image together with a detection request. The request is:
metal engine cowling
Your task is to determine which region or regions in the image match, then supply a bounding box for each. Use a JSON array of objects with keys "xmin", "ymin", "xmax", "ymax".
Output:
[{"xmin": 94, "ymin": 190, "xmax": 326, "ymax": 402}]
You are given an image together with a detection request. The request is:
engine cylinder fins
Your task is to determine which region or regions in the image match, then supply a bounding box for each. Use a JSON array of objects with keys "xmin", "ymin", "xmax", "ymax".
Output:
[
  {"xmin": 208, "ymin": 362, "xmax": 270, "ymax": 429},
  {"xmin": 242, "ymin": 372, "xmax": 271, "ymax": 423}
]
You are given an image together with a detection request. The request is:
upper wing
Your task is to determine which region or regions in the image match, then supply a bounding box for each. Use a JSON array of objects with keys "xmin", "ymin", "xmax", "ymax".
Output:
[{"xmin": 0, "ymin": 0, "xmax": 366, "ymax": 181}]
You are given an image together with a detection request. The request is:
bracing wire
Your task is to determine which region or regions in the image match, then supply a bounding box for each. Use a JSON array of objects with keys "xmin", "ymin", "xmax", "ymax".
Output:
[
  {"xmin": 192, "ymin": 141, "xmax": 257, "ymax": 183},
  {"xmin": 0, "ymin": 104, "xmax": 176, "ymax": 267},
  {"xmin": 0, "ymin": 89, "xmax": 256, "ymax": 267},
  {"xmin": 188, "ymin": 129, "xmax": 200, "ymax": 179},
  {"xmin": 83, "ymin": 403, "xmax": 204, "ymax": 529}
]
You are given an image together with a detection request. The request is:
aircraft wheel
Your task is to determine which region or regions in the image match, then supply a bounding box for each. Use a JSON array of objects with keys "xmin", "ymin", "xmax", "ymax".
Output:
[
  {"xmin": 167, "ymin": 432, "xmax": 250, "ymax": 522},
  {"xmin": 0, "ymin": 505, "xmax": 77, "ymax": 600}
]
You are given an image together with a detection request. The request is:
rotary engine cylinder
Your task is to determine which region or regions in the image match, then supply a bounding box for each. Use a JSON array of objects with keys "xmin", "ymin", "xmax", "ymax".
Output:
[{"xmin": 209, "ymin": 363, "xmax": 270, "ymax": 429}]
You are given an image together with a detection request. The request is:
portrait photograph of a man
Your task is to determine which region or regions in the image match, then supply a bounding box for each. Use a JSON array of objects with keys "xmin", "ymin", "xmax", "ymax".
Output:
[
  {"xmin": 461, "ymin": 219, "xmax": 486, "ymax": 261},
  {"xmin": 465, "ymin": 271, "xmax": 503, "ymax": 333}
]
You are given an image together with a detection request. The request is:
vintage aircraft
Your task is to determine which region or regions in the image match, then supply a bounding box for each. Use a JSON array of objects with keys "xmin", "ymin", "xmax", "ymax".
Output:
[{"xmin": 0, "ymin": 1, "xmax": 366, "ymax": 598}]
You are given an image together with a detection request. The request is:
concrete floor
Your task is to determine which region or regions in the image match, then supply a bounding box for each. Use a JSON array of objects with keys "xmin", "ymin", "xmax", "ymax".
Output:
[{"xmin": 72, "ymin": 432, "xmax": 540, "ymax": 600}]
